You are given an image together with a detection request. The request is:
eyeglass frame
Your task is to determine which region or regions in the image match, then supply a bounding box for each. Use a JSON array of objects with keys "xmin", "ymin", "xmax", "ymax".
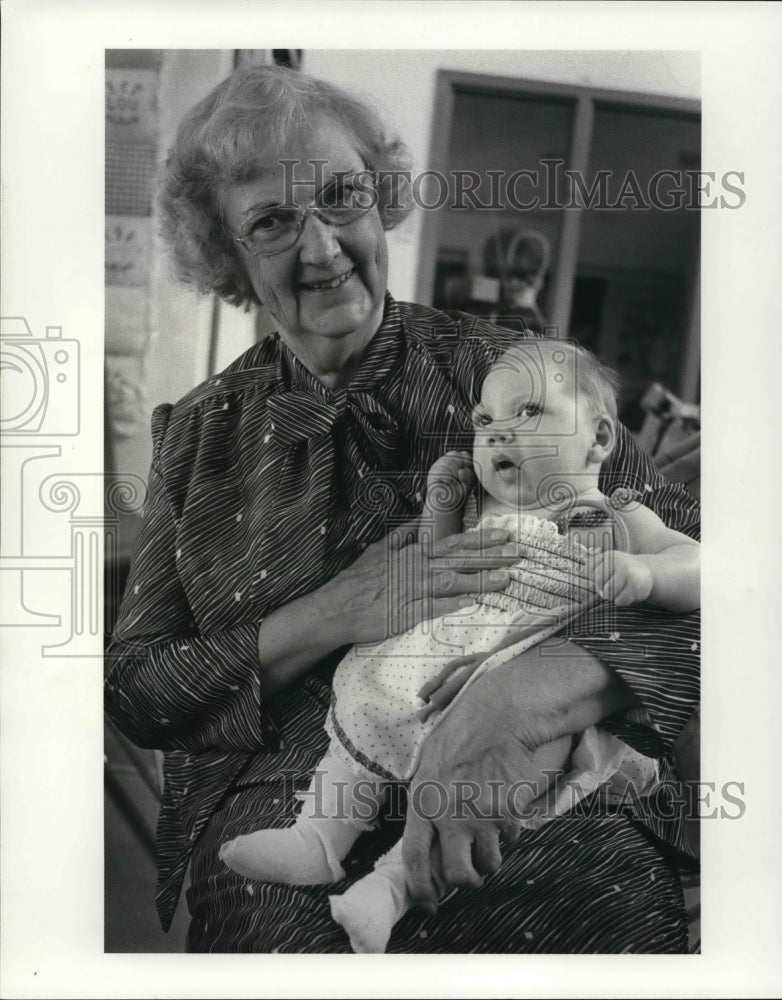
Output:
[{"xmin": 223, "ymin": 170, "xmax": 378, "ymax": 257}]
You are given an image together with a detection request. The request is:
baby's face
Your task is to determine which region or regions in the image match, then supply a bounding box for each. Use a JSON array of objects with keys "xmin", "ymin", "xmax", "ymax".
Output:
[{"xmin": 472, "ymin": 345, "xmax": 599, "ymax": 511}]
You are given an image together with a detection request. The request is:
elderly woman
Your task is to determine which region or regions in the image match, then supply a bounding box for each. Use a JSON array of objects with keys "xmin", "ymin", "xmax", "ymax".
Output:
[{"xmin": 105, "ymin": 64, "xmax": 700, "ymax": 954}]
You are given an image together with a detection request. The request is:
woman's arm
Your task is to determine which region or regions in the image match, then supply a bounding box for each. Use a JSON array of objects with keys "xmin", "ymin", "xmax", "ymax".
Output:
[
  {"xmin": 403, "ymin": 639, "xmax": 638, "ymax": 909},
  {"xmin": 569, "ymin": 423, "xmax": 700, "ymax": 741},
  {"xmin": 404, "ymin": 593, "xmax": 700, "ymax": 911},
  {"xmin": 400, "ymin": 374, "xmax": 700, "ymax": 906},
  {"xmin": 105, "ymin": 458, "xmax": 271, "ymax": 753},
  {"xmin": 106, "ymin": 457, "xmax": 521, "ymax": 751},
  {"xmin": 255, "ymin": 522, "xmax": 516, "ymax": 696}
]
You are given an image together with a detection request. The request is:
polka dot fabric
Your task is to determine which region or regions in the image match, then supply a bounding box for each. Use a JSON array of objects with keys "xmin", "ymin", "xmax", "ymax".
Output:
[
  {"xmin": 327, "ymin": 512, "xmax": 598, "ymax": 782},
  {"xmin": 106, "ymin": 296, "xmax": 700, "ymax": 945}
]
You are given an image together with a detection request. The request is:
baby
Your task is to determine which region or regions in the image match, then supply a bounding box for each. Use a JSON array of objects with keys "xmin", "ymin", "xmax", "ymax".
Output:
[{"xmin": 220, "ymin": 339, "xmax": 700, "ymax": 952}]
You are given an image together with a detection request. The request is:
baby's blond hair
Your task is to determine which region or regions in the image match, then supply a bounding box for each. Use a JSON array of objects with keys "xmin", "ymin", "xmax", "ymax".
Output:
[{"xmin": 502, "ymin": 339, "xmax": 620, "ymax": 426}]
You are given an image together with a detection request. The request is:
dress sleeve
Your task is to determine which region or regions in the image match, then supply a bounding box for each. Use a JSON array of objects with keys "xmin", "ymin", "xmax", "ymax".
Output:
[
  {"xmin": 104, "ymin": 407, "xmax": 269, "ymax": 754},
  {"xmin": 565, "ymin": 424, "xmax": 700, "ymax": 746}
]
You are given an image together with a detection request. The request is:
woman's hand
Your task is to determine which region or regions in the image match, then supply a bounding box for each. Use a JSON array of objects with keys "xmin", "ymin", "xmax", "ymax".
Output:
[
  {"xmin": 257, "ymin": 522, "xmax": 520, "ymax": 696},
  {"xmin": 329, "ymin": 522, "xmax": 516, "ymax": 644},
  {"xmin": 403, "ymin": 663, "xmax": 543, "ymax": 911},
  {"xmin": 401, "ymin": 640, "xmax": 638, "ymax": 912}
]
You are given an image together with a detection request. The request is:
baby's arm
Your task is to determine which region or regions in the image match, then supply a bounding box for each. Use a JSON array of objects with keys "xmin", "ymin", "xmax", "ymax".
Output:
[
  {"xmin": 422, "ymin": 450, "xmax": 477, "ymax": 544},
  {"xmin": 590, "ymin": 503, "xmax": 700, "ymax": 613}
]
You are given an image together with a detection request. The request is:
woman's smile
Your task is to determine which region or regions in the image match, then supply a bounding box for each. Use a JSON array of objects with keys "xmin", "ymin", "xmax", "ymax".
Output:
[{"xmin": 299, "ymin": 266, "xmax": 357, "ymax": 293}]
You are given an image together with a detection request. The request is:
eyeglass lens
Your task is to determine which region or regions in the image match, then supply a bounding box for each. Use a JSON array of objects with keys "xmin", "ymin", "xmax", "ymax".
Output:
[{"xmin": 240, "ymin": 175, "xmax": 375, "ymax": 255}]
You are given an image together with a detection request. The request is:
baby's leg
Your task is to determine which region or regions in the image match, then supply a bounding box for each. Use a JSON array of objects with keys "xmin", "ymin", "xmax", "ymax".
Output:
[
  {"xmin": 329, "ymin": 839, "xmax": 410, "ymax": 953},
  {"xmin": 219, "ymin": 748, "xmax": 384, "ymax": 885},
  {"xmin": 329, "ymin": 736, "xmax": 574, "ymax": 951}
]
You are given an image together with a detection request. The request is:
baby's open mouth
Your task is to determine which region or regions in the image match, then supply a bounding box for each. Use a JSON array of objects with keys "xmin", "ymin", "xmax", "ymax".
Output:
[
  {"xmin": 300, "ymin": 269, "xmax": 355, "ymax": 292},
  {"xmin": 492, "ymin": 454, "xmax": 517, "ymax": 473}
]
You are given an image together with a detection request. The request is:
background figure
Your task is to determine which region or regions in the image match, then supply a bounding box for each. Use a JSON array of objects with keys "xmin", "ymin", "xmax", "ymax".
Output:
[
  {"xmin": 483, "ymin": 227, "xmax": 551, "ymax": 333},
  {"xmin": 444, "ymin": 228, "xmax": 551, "ymax": 335}
]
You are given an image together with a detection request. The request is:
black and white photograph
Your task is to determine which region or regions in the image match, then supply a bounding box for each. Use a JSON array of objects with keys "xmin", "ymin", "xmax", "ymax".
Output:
[{"xmin": 2, "ymin": 2, "xmax": 781, "ymax": 997}]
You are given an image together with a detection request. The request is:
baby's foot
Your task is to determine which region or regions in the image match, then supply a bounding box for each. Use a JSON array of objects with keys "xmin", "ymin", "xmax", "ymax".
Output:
[
  {"xmin": 329, "ymin": 880, "xmax": 397, "ymax": 953},
  {"xmin": 220, "ymin": 826, "xmax": 345, "ymax": 885},
  {"xmin": 329, "ymin": 863, "xmax": 411, "ymax": 953}
]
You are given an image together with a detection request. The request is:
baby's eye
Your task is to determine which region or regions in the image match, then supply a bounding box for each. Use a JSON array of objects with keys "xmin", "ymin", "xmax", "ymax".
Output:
[
  {"xmin": 519, "ymin": 403, "xmax": 541, "ymax": 419},
  {"xmin": 471, "ymin": 409, "xmax": 492, "ymax": 428}
]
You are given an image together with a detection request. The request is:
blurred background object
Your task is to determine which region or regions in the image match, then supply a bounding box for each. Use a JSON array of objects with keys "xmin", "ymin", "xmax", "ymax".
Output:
[
  {"xmin": 422, "ymin": 73, "xmax": 700, "ymax": 432},
  {"xmin": 443, "ymin": 227, "xmax": 551, "ymax": 334},
  {"xmin": 636, "ymin": 382, "xmax": 701, "ymax": 500}
]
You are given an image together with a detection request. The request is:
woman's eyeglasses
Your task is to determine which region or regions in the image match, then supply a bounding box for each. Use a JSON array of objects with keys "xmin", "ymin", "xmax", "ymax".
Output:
[{"xmin": 225, "ymin": 173, "xmax": 377, "ymax": 257}]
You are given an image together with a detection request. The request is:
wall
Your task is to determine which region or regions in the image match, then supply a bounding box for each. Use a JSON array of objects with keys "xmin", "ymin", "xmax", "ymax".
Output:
[
  {"xmin": 303, "ymin": 50, "xmax": 700, "ymax": 302},
  {"xmin": 121, "ymin": 49, "xmax": 700, "ymax": 478},
  {"xmin": 107, "ymin": 50, "xmax": 239, "ymax": 485},
  {"xmin": 145, "ymin": 51, "xmax": 244, "ymax": 423}
]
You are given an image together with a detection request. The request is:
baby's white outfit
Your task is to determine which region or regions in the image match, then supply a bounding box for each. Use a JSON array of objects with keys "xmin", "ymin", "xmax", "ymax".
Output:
[
  {"xmin": 327, "ymin": 512, "xmax": 597, "ymax": 781},
  {"xmin": 220, "ymin": 511, "xmax": 657, "ymax": 952}
]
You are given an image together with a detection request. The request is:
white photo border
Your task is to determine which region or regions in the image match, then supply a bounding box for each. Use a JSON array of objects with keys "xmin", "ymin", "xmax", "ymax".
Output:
[{"xmin": 2, "ymin": 1, "xmax": 781, "ymax": 997}]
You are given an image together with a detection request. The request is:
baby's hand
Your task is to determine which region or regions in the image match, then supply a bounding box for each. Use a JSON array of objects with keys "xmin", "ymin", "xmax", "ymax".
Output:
[
  {"xmin": 588, "ymin": 550, "xmax": 653, "ymax": 606},
  {"xmin": 425, "ymin": 450, "xmax": 476, "ymax": 514},
  {"xmin": 416, "ymin": 652, "xmax": 484, "ymax": 721}
]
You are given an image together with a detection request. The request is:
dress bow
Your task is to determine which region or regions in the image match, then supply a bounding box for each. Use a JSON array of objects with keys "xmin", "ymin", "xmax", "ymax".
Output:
[
  {"xmin": 266, "ymin": 387, "xmax": 399, "ymax": 467},
  {"xmin": 266, "ymin": 389, "xmax": 340, "ymax": 450}
]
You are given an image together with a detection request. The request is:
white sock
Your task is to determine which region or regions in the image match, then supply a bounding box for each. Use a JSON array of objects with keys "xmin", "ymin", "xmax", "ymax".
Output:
[
  {"xmin": 329, "ymin": 840, "xmax": 411, "ymax": 953},
  {"xmin": 219, "ymin": 749, "xmax": 384, "ymax": 885},
  {"xmin": 219, "ymin": 819, "xmax": 356, "ymax": 884}
]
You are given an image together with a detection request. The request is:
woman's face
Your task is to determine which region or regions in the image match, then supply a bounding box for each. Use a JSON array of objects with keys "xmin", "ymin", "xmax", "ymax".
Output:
[{"xmin": 220, "ymin": 118, "xmax": 389, "ymax": 372}]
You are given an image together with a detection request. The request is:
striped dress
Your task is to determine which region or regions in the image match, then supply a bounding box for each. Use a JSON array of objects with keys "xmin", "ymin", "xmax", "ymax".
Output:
[{"xmin": 105, "ymin": 296, "xmax": 699, "ymax": 952}]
